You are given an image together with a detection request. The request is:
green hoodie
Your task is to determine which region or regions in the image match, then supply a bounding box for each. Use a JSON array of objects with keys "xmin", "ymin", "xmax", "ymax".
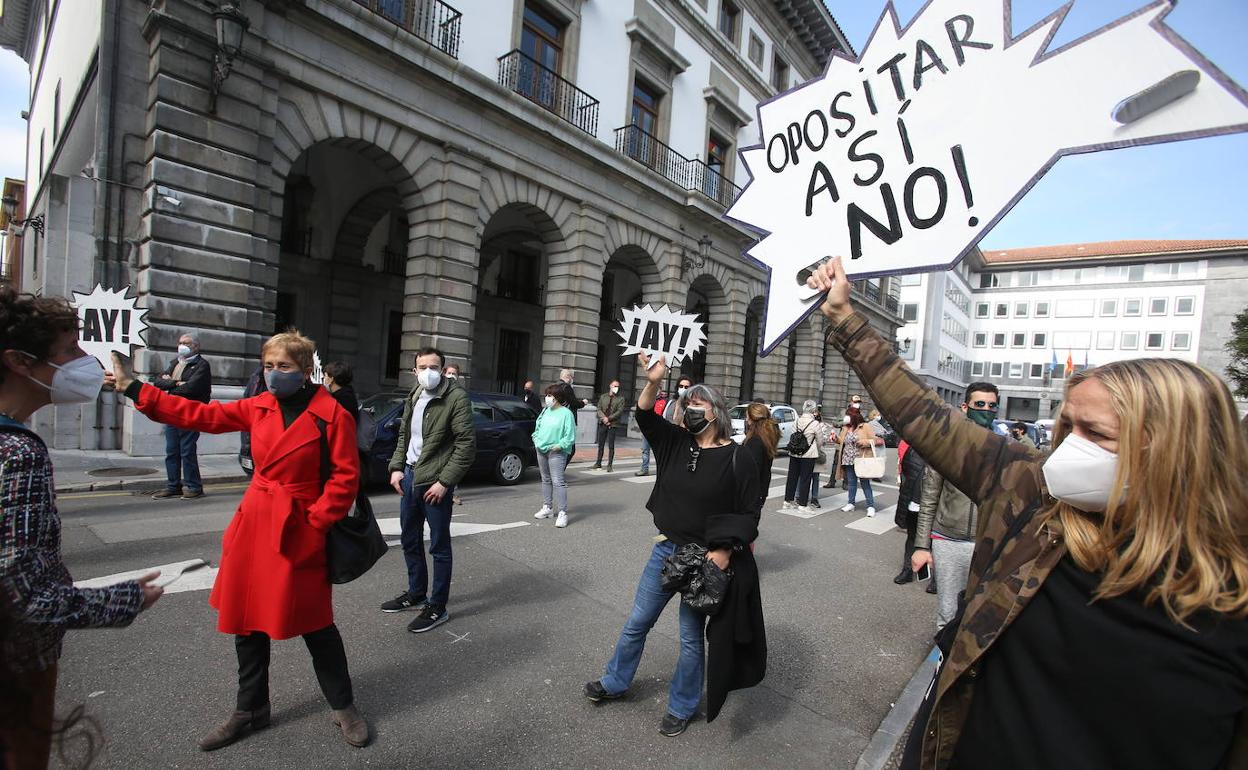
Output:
[
  {"xmin": 532, "ymin": 405, "xmax": 576, "ymax": 453},
  {"xmin": 387, "ymin": 379, "xmax": 476, "ymax": 487}
]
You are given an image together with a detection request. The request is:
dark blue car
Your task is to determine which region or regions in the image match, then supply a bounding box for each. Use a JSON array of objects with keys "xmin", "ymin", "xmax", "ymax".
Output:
[{"xmin": 359, "ymin": 389, "xmax": 539, "ymax": 487}]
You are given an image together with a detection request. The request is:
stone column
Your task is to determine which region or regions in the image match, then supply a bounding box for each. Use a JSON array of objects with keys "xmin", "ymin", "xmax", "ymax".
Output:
[{"xmin": 540, "ymin": 203, "xmax": 608, "ymax": 386}]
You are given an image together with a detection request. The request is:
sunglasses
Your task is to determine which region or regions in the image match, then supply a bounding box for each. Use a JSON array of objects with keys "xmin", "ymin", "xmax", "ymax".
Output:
[
  {"xmin": 969, "ymin": 400, "xmax": 999, "ymax": 411},
  {"xmin": 687, "ymin": 444, "xmax": 701, "ymax": 473}
]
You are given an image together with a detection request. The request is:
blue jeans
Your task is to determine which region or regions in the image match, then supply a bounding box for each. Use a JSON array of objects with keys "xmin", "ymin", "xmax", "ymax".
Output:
[
  {"xmin": 399, "ymin": 468, "xmax": 455, "ymax": 608},
  {"xmin": 536, "ymin": 449, "xmax": 569, "ymax": 512},
  {"xmin": 164, "ymin": 425, "xmax": 202, "ymax": 493},
  {"xmin": 639, "ymin": 437, "xmax": 651, "ymax": 472},
  {"xmin": 845, "ymin": 464, "xmax": 875, "ymax": 507},
  {"xmin": 600, "ymin": 541, "xmax": 706, "ymax": 720}
]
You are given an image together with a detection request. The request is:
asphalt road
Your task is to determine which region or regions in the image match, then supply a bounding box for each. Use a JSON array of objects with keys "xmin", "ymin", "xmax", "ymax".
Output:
[{"xmin": 53, "ymin": 456, "xmax": 936, "ymax": 769}]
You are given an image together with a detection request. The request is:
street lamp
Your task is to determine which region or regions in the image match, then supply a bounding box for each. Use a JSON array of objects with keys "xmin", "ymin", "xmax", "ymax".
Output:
[
  {"xmin": 679, "ymin": 232, "xmax": 712, "ymax": 278},
  {"xmin": 894, "ymin": 337, "xmax": 912, "ymax": 355},
  {"xmin": 208, "ymin": 1, "xmax": 251, "ymax": 113},
  {"xmin": 1, "ymin": 196, "xmax": 43, "ymax": 237}
]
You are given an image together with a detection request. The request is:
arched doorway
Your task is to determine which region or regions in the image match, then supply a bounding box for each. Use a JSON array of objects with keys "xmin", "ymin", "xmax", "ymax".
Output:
[
  {"xmin": 274, "ymin": 140, "xmax": 413, "ymax": 396},
  {"xmin": 595, "ymin": 245, "xmax": 661, "ymax": 399},
  {"xmin": 739, "ymin": 296, "xmax": 763, "ymax": 402},
  {"xmin": 471, "ymin": 203, "xmax": 562, "ymax": 394},
  {"xmin": 682, "ymin": 274, "xmax": 729, "ymax": 389}
]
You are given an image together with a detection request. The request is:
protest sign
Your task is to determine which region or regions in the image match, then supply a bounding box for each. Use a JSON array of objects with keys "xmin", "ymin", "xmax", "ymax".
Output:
[
  {"xmin": 616, "ymin": 304, "xmax": 707, "ymax": 369},
  {"xmin": 71, "ymin": 284, "xmax": 150, "ymax": 368},
  {"xmin": 727, "ymin": 0, "xmax": 1248, "ymax": 354},
  {"xmin": 311, "ymin": 352, "xmax": 324, "ymax": 384}
]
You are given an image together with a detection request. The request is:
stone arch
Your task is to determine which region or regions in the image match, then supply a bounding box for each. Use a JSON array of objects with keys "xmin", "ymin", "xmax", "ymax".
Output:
[
  {"xmin": 475, "ymin": 168, "xmax": 577, "ymax": 253},
  {"xmin": 683, "ymin": 271, "xmax": 732, "ymax": 389},
  {"xmin": 597, "ymin": 242, "xmax": 664, "ymax": 399}
]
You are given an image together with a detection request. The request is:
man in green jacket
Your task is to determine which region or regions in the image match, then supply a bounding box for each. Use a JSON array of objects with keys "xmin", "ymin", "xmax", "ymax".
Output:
[
  {"xmin": 591, "ymin": 379, "xmax": 625, "ymax": 472},
  {"xmin": 379, "ymin": 347, "xmax": 476, "ymax": 633}
]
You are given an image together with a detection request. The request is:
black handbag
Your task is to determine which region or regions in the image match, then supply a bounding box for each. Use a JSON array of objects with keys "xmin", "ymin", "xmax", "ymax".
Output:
[
  {"xmin": 316, "ymin": 419, "xmax": 390, "ymax": 584},
  {"xmin": 660, "ymin": 542, "xmax": 732, "ymax": 615},
  {"xmin": 899, "ymin": 499, "xmax": 1042, "ymax": 769}
]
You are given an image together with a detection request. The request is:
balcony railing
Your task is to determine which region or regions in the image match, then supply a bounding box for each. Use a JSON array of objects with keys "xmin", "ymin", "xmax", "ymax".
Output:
[
  {"xmin": 353, "ymin": 0, "xmax": 462, "ymax": 59},
  {"xmin": 498, "ymin": 50, "xmax": 599, "ymax": 137},
  {"xmin": 613, "ymin": 125, "xmax": 744, "ymax": 209}
]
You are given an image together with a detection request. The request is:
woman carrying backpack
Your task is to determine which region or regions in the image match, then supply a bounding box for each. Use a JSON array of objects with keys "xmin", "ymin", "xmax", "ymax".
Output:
[{"xmin": 781, "ymin": 400, "xmax": 823, "ymax": 512}]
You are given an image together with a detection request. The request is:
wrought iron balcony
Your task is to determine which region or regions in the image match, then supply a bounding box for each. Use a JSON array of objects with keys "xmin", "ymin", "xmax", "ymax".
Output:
[
  {"xmin": 613, "ymin": 125, "xmax": 744, "ymax": 209},
  {"xmin": 353, "ymin": 0, "xmax": 462, "ymax": 59},
  {"xmin": 498, "ymin": 50, "xmax": 600, "ymax": 137}
]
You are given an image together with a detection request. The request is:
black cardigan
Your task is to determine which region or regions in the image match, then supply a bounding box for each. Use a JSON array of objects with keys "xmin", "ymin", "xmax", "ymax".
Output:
[{"xmin": 705, "ymin": 512, "xmax": 767, "ymax": 722}]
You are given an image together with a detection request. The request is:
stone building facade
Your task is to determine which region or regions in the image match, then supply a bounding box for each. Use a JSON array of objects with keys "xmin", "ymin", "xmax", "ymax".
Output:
[{"xmin": 4, "ymin": 0, "xmax": 902, "ymax": 454}]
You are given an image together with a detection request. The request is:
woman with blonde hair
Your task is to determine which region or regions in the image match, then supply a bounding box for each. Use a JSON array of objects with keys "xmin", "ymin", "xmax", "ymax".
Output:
[
  {"xmin": 742, "ymin": 402, "xmax": 779, "ymax": 521},
  {"xmin": 808, "ymin": 257, "xmax": 1248, "ymax": 770},
  {"xmin": 109, "ymin": 329, "xmax": 370, "ymax": 751}
]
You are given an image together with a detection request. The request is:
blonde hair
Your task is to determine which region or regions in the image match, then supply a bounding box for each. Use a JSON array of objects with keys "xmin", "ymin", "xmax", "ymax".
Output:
[
  {"xmin": 1046, "ymin": 358, "xmax": 1248, "ymax": 623},
  {"xmin": 745, "ymin": 402, "xmax": 779, "ymax": 458},
  {"xmin": 261, "ymin": 328, "xmax": 316, "ymax": 371}
]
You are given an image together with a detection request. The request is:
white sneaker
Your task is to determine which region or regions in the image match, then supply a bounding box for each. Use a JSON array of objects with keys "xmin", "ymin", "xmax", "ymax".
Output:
[
  {"xmin": 555, "ymin": 511, "xmax": 569, "ymax": 528},
  {"xmin": 867, "ymin": 506, "xmax": 877, "ymax": 517},
  {"xmin": 534, "ymin": 505, "xmax": 553, "ymax": 519},
  {"xmin": 781, "ymin": 501, "xmax": 795, "ymax": 510},
  {"xmin": 841, "ymin": 503, "xmax": 855, "ymax": 513},
  {"xmin": 797, "ymin": 505, "xmax": 812, "ymax": 514}
]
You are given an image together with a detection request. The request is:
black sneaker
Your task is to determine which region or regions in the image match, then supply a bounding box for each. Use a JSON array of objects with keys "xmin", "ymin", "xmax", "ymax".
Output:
[
  {"xmin": 152, "ymin": 489, "xmax": 182, "ymax": 499},
  {"xmin": 583, "ymin": 681, "xmax": 625, "ymax": 703},
  {"xmin": 380, "ymin": 593, "xmax": 424, "ymax": 613},
  {"xmin": 407, "ymin": 605, "xmax": 449, "ymax": 633},
  {"xmin": 659, "ymin": 712, "xmax": 692, "ymax": 737},
  {"xmin": 809, "ymin": 499, "xmax": 821, "ymax": 509}
]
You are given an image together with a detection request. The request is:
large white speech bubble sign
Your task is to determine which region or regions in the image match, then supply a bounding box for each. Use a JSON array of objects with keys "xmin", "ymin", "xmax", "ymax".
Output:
[
  {"xmin": 727, "ymin": 0, "xmax": 1248, "ymax": 355},
  {"xmin": 71, "ymin": 284, "xmax": 150, "ymax": 368},
  {"xmin": 616, "ymin": 304, "xmax": 707, "ymax": 369}
]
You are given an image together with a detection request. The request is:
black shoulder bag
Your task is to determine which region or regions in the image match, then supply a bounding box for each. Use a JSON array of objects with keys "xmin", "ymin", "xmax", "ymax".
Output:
[
  {"xmin": 899, "ymin": 498, "xmax": 1043, "ymax": 769},
  {"xmin": 316, "ymin": 418, "xmax": 390, "ymax": 584}
]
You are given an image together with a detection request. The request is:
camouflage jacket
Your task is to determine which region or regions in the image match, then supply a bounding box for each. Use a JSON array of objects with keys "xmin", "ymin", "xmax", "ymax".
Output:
[{"xmin": 827, "ymin": 311, "xmax": 1248, "ymax": 769}]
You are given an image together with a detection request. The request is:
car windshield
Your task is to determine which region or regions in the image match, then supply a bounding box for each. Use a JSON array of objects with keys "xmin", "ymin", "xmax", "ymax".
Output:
[
  {"xmin": 360, "ymin": 392, "xmax": 407, "ymax": 416},
  {"xmin": 729, "ymin": 406, "xmax": 747, "ymax": 420}
]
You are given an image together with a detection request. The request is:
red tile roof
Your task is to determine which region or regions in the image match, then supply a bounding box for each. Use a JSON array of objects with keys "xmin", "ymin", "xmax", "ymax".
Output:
[{"xmin": 981, "ymin": 239, "xmax": 1248, "ymax": 265}]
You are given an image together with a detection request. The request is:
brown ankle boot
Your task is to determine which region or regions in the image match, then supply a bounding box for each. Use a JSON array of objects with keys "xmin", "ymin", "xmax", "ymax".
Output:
[
  {"xmin": 198, "ymin": 704, "xmax": 271, "ymax": 751},
  {"xmin": 331, "ymin": 704, "xmax": 369, "ymax": 747}
]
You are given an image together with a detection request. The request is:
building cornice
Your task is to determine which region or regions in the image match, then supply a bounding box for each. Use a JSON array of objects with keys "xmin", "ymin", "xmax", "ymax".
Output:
[{"xmin": 626, "ymin": 17, "xmax": 691, "ymax": 75}]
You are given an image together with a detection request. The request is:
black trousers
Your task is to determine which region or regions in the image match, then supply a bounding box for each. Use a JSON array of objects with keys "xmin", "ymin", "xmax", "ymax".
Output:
[
  {"xmin": 595, "ymin": 424, "xmax": 617, "ymax": 465},
  {"xmin": 235, "ymin": 624, "xmax": 353, "ymax": 711},
  {"xmin": 784, "ymin": 457, "xmax": 816, "ymax": 505}
]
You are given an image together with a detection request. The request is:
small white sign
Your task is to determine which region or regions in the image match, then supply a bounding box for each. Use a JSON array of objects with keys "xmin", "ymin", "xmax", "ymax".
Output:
[
  {"xmin": 70, "ymin": 284, "xmax": 150, "ymax": 368},
  {"xmin": 728, "ymin": 0, "xmax": 1248, "ymax": 354},
  {"xmin": 616, "ymin": 304, "xmax": 707, "ymax": 369},
  {"xmin": 311, "ymin": 351, "xmax": 324, "ymax": 384}
]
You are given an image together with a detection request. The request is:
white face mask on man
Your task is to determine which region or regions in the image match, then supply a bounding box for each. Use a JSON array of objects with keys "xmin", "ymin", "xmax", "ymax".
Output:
[
  {"xmin": 416, "ymin": 367, "xmax": 442, "ymax": 390},
  {"xmin": 23, "ymin": 353, "xmax": 106, "ymax": 404},
  {"xmin": 1042, "ymin": 433, "xmax": 1120, "ymax": 512}
]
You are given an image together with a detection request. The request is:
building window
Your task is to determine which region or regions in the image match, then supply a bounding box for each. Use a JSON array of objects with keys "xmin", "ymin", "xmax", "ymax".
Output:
[
  {"xmin": 385, "ymin": 310, "xmax": 403, "ymax": 379},
  {"xmin": 771, "ymin": 53, "xmax": 789, "ymax": 90},
  {"xmin": 38, "ymin": 131, "xmax": 45, "ymax": 174},
  {"xmin": 1012, "ymin": 333, "xmax": 1025, "ymax": 348},
  {"xmin": 1096, "ymin": 330, "xmax": 1115, "ymax": 349},
  {"xmin": 992, "ymin": 333, "xmax": 1006, "ymax": 348},
  {"xmin": 1149, "ymin": 297, "xmax": 1167, "ymax": 316},
  {"xmin": 901, "ymin": 273, "xmax": 923, "ymax": 286},
  {"xmin": 1056, "ymin": 298, "xmax": 1095, "ymax": 318},
  {"xmin": 1014, "ymin": 302, "xmax": 1028, "ymax": 318},
  {"xmin": 1009, "ymin": 363, "xmax": 1023, "ymax": 379},
  {"xmin": 1128, "ymin": 265, "xmax": 1145, "ymax": 282},
  {"xmin": 901, "ymin": 303, "xmax": 919, "ymax": 322},
  {"xmin": 979, "ymin": 273, "xmax": 1010, "ymax": 289},
  {"xmin": 519, "ymin": 3, "xmax": 566, "ymax": 105},
  {"xmin": 630, "ymin": 77, "xmax": 662, "ymax": 139},
  {"xmin": 718, "ymin": 0, "xmax": 740, "ymax": 44},
  {"xmin": 1100, "ymin": 299, "xmax": 1118, "ymax": 316},
  {"xmin": 974, "ymin": 302, "xmax": 989, "ymax": 318},
  {"xmin": 1121, "ymin": 331, "xmax": 1139, "ymax": 350},
  {"xmin": 1124, "ymin": 298, "xmax": 1141, "ymax": 316},
  {"xmin": 1172, "ymin": 332, "xmax": 1191, "ymax": 350},
  {"xmin": 52, "ymin": 80, "xmax": 61, "ymax": 143},
  {"xmin": 1029, "ymin": 363, "xmax": 1044, "ymax": 379},
  {"xmin": 973, "ymin": 332, "xmax": 987, "ymax": 348},
  {"xmin": 1016, "ymin": 271, "xmax": 1038, "ymax": 287},
  {"xmin": 994, "ymin": 302, "xmax": 1008, "ymax": 318},
  {"xmin": 748, "ymin": 31, "xmax": 764, "ymax": 67},
  {"xmin": 1145, "ymin": 332, "xmax": 1164, "ymax": 350},
  {"xmin": 1176, "ymin": 296, "xmax": 1195, "ymax": 315},
  {"xmin": 1032, "ymin": 332, "xmax": 1047, "ymax": 348},
  {"xmin": 971, "ymin": 361, "xmax": 985, "ymax": 376},
  {"xmin": 1035, "ymin": 301, "xmax": 1050, "ymax": 318},
  {"xmin": 703, "ymin": 130, "xmax": 732, "ymax": 199},
  {"xmin": 990, "ymin": 362, "xmax": 1004, "ymax": 378}
]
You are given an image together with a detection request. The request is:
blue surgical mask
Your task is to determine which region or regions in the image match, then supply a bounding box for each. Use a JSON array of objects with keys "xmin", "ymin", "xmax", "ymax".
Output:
[{"xmin": 265, "ymin": 369, "xmax": 305, "ymax": 399}]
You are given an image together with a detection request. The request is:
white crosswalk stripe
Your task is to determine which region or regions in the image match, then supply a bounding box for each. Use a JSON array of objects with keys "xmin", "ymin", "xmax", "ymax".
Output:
[{"xmin": 845, "ymin": 508, "xmax": 900, "ymax": 534}]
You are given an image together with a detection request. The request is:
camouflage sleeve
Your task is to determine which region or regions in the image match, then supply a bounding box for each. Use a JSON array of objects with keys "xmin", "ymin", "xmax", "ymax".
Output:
[{"xmin": 827, "ymin": 311, "xmax": 1042, "ymax": 507}]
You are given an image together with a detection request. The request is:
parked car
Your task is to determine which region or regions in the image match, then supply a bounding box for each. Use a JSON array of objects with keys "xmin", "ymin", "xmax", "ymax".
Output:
[
  {"xmin": 359, "ymin": 389, "xmax": 539, "ymax": 487},
  {"xmin": 991, "ymin": 419, "xmax": 1042, "ymax": 447},
  {"xmin": 728, "ymin": 403, "xmax": 799, "ymax": 449}
]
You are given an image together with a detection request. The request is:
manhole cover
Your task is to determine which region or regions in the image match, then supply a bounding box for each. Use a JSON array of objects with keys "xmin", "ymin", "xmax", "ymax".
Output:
[{"xmin": 87, "ymin": 467, "xmax": 160, "ymax": 477}]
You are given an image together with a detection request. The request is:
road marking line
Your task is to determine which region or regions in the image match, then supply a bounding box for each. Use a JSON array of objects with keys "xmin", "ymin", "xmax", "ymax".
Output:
[{"xmin": 845, "ymin": 508, "xmax": 900, "ymax": 535}]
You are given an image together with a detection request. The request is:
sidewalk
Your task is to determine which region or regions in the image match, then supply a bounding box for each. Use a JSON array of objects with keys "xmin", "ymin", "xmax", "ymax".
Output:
[{"xmin": 50, "ymin": 450, "xmax": 247, "ymax": 494}]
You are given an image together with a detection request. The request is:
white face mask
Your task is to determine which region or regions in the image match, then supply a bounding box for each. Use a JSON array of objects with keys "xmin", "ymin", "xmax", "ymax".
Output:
[
  {"xmin": 445, "ymin": 371, "xmax": 457, "ymax": 380},
  {"xmin": 1042, "ymin": 433, "xmax": 1120, "ymax": 512},
  {"xmin": 678, "ymin": 387, "xmax": 689, "ymax": 398},
  {"xmin": 544, "ymin": 395, "xmax": 556, "ymax": 408},
  {"xmin": 24, "ymin": 353, "xmax": 105, "ymax": 404},
  {"xmin": 177, "ymin": 344, "xmax": 193, "ymax": 358},
  {"xmin": 610, "ymin": 386, "xmax": 619, "ymax": 395},
  {"xmin": 416, "ymin": 368, "xmax": 442, "ymax": 391}
]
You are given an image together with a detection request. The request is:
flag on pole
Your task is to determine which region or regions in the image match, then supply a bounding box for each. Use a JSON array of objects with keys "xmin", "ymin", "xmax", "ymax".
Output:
[
  {"xmin": 1049, "ymin": 349, "xmax": 1058, "ymax": 374},
  {"xmin": 1083, "ymin": 350, "xmax": 1089, "ymax": 371},
  {"xmin": 1064, "ymin": 351, "xmax": 1075, "ymax": 377}
]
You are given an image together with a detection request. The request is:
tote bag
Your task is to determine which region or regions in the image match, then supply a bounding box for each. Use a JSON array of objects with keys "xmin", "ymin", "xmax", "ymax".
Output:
[{"xmin": 853, "ymin": 435, "xmax": 886, "ymax": 479}]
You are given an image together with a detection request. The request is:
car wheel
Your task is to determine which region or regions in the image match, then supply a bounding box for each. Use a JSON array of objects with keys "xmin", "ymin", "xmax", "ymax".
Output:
[{"xmin": 494, "ymin": 449, "xmax": 525, "ymax": 485}]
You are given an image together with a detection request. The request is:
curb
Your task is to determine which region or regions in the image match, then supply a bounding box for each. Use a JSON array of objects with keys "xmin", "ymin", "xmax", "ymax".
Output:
[
  {"xmin": 57, "ymin": 474, "xmax": 252, "ymax": 494},
  {"xmin": 853, "ymin": 646, "xmax": 940, "ymax": 770}
]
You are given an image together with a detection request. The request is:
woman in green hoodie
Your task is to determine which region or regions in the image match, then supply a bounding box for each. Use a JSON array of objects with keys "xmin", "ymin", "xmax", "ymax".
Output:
[{"xmin": 532, "ymin": 382, "xmax": 578, "ymax": 529}]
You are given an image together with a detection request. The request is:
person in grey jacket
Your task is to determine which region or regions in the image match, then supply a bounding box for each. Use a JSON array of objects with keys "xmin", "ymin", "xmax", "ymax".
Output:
[
  {"xmin": 781, "ymin": 400, "xmax": 824, "ymax": 511},
  {"xmin": 151, "ymin": 333, "xmax": 213, "ymax": 500},
  {"xmin": 380, "ymin": 347, "xmax": 476, "ymax": 634}
]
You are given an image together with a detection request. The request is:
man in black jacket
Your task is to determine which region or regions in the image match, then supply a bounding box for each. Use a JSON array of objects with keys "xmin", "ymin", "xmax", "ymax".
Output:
[{"xmin": 151, "ymin": 334, "xmax": 212, "ymax": 499}]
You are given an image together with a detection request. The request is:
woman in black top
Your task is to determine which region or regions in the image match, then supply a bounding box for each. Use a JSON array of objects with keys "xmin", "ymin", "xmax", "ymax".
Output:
[
  {"xmin": 322, "ymin": 361, "xmax": 359, "ymax": 421},
  {"xmin": 584, "ymin": 353, "xmax": 759, "ymax": 738},
  {"xmin": 742, "ymin": 402, "xmax": 779, "ymax": 522}
]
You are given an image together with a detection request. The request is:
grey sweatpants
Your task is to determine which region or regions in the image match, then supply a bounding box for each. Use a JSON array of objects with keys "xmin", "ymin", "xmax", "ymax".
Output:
[{"xmin": 931, "ymin": 537, "xmax": 976, "ymax": 631}]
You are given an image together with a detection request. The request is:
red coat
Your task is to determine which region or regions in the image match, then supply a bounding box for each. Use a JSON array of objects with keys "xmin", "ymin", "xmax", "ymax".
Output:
[{"xmin": 134, "ymin": 383, "xmax": 358, "ymax": 639}]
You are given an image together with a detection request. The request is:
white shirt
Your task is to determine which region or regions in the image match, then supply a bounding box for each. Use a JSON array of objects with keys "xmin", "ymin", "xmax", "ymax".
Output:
[{"xmin": 405, "ymin": 390, "xmax": 436, "ymax": 466}]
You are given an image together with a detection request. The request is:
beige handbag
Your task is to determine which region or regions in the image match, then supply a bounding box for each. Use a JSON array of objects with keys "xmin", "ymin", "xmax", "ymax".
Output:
[{"xmin": 852, "ymin": 433, "xmax": 886, "ymax": 479}]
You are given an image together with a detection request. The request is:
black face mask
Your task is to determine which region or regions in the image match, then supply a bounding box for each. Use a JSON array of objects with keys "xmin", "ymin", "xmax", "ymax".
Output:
[{"xmin": 683, "ymin": 406, "xmax": 711, "ymax": 435}]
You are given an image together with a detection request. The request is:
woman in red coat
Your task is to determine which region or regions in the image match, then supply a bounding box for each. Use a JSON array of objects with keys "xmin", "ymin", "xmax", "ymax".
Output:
[{"xmin": 109, "ymin": 330, "xmax": 369, "ymax": 751}]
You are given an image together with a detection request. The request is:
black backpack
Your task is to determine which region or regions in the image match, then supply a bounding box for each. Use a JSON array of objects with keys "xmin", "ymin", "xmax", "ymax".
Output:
[{"xmin": 785, "ymin": 422, "xmax": 812, "ymax": 455}]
